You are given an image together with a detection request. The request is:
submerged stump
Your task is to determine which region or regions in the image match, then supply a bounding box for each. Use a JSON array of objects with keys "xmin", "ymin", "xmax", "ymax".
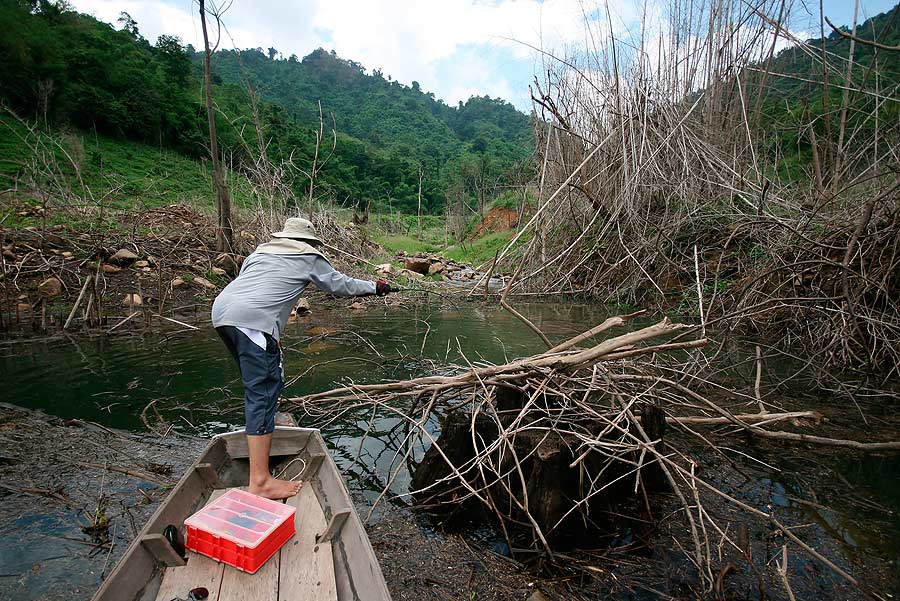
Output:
[{"xmin": 411, "ymin": 385, "xmax": 670, "ymax": 548}]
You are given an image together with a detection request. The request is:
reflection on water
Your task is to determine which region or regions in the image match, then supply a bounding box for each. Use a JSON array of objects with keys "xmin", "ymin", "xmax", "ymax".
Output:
[
  {"xmin": 0, "ymin": 302, "xmax": 639, "ymax": 432},
  {"xmin": 0, "ymin": 303, "xmax": 643, "ymax": 504}
]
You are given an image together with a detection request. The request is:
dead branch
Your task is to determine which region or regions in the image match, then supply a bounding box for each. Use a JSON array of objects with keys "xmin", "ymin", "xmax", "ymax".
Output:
[{"xmin": 825, "ymin": 15, "xmax": 900, "ymax": 51}]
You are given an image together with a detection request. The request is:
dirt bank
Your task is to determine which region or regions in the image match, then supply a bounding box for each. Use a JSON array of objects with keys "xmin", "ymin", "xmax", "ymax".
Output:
[
  {"xmin": 472, "ymin": 206, "xmax": 522, "ymax": 238},
  {"xmin": 0, "ymin": 204, "xmax": 415, "ymax": 339}
]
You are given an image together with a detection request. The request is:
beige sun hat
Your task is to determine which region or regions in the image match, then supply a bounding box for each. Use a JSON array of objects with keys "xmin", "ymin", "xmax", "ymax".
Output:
[{"xmin": 271, "ymin": 217, "xmax": 322, "ymax": 243}]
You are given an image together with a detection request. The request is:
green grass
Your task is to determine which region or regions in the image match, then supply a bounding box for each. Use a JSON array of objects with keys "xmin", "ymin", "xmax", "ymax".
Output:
[
  {"xmin": 373, "ymin": 234, "xmax": 440, "ymax": 255},
  {"xmin": 369, "ymin": 213, "xmax": 452, "ymax": 258},
  {"xmin": 0, "ymin": 116, "xmax": 257, "ymax": 218},
  {"xmin": 8, "ymin": 211, "xmax": 127, "ymax": 232},
  {"xmin": 371, "ymin": 222, "xmax": 521, "ymax": 269},
  {"xmin": 0, "ymin": 118, "xmax": 31, "ymax": 181},
  {"xmin": 367, "ymin": 208, "xmax": 529, "ymax": 267},
  {"xmin": 444, "ymin": 230, "xmax": 517, "ymax": 267},
  {"xmin": 2, "ymin": 118, "xmax": 529, "ymax": 271},
  {"xmin": 488, "ymin": 190, "xmax": 535, "ymax": 212}
]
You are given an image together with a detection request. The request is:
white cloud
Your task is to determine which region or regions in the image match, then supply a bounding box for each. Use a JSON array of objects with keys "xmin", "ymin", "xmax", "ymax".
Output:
[
  {"xmin": 65, "ymin": 0, "xmax": 897, "ymax": 112},
  {"xmin": 439, "ymin": 46, "xmax": 519, "ymax": 106},
  {"xmin": 72, "ymin": 0, "xmax": 198, "ymax": 45},
  {"xmin": 69, "ymin": 0, "xmax": 644, "ymax": 109}
]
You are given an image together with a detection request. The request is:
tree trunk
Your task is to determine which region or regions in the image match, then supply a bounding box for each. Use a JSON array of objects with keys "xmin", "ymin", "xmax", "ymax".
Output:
[
  {"xmin": 417, "ymin": 164, "xmax": 423, "ymax": 241},
  {"xmin": 307, "ymin": 100, "xmax": 329, "ymax": 220},
  {"xmin": 199, "ymin": 0, "xmax": 233, "ymax": 253}
]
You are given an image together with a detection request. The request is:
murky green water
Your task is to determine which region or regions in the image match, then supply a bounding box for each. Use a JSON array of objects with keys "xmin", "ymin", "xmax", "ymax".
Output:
[
  {"xmin": 0, "ymin": 302, "xmax": 660, "ymax": 513},
  {"xmin": 0, "ymin": 302, "xmax": 646, "ymax": 431},
  {"xmin": 1, "ymin": 301, "xmax": 898, "ymax": 598}
]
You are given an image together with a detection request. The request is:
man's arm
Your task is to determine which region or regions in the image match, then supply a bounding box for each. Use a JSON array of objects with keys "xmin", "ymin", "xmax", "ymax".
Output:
[{"xmin": 308, "ymin": 256, "xmax": 377, "ymax": 296}]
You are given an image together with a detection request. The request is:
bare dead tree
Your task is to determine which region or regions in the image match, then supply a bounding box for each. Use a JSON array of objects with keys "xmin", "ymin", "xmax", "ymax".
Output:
[
  {"xmin": 493, "ymin": 0, "xmax": 900, "ymax": 387},
  {"xmin": 198, "ymin": 0, "xmax": 234, "ymax": 253},
  {"xmin": 36, "ymin": 79, "xmax": 53, "ymax": 130},
  {"xmin": 299, "ymin": 100, "xmax": 337, "ymax": 219},
  {"xmin": 417, "ymin": 163, "xmax": 423, "ymax": 240}
]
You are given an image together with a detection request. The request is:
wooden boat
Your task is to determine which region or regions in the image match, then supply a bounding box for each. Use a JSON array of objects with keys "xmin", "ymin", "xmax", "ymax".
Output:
[{"xmin": 92, "ymin": 426, "xmax": 392, "ymax": 601}]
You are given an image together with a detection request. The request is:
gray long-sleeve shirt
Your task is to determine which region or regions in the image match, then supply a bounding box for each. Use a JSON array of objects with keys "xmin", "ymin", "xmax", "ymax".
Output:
[{"xmin": 211, "ymin": 252, "xmax": 375, "ymax": 340}]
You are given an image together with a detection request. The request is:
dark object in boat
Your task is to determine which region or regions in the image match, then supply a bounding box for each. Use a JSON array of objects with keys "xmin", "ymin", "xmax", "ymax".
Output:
[{"xmin": 164, "ymin": 524, "xmax": 185, "ymax": 559}]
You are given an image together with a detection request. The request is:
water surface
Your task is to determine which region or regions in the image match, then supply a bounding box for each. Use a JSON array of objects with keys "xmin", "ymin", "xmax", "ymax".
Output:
[{"xmin": 1, "ymin": 301, "xmax": 897, "ymax": 598}]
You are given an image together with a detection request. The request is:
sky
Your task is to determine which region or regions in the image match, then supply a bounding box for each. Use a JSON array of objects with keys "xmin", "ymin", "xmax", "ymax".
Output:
[{"xmin": 69, "ymin": 0, "xmax": 899, "ymax": 112}]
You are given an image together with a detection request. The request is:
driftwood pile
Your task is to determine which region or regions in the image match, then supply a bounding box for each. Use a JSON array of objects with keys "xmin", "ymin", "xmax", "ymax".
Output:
[{"xmin": 286, "ymin": 311, "xmax": 900, "ymax": 594}]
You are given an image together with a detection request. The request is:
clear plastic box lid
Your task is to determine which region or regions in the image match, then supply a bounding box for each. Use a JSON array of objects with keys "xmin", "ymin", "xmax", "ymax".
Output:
[{"xmin": 185, "ymin": 488, "xmax": 296, "ymax": 548}]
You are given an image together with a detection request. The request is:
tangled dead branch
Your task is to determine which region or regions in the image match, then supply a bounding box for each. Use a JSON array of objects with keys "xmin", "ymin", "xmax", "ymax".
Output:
[
  {"xmin": 288, "ymin": 312, "xmax": 899, "ymax": 596},
  {"xmin": 497, "ymin": 0, "xmax": 900, "ymax": 390}
]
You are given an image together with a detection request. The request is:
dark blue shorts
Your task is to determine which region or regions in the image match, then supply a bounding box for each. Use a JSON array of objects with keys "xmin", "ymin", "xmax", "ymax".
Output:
[{"xmin": 216, "ymin": 325, "xmax": 283, "ymax": 435}]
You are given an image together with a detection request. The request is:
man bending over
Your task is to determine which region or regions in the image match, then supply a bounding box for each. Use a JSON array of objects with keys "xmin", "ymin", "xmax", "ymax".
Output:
[{"xmin": 212, "ymin": 217, "xmax": 391, "ymax": 499}]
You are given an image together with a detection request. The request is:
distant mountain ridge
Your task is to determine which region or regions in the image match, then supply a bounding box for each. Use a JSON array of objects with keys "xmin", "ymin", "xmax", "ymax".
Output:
[
  {"xmin": 204, "ymin": 47, "xmax": 533, "ymax": 173},
  {"xmin": 765, "ymin": 4, "xmax": 900, "ymax": 101},
  {"xmin": 755, "ymin": 3, "xmax": 900, "ymax": 180}
]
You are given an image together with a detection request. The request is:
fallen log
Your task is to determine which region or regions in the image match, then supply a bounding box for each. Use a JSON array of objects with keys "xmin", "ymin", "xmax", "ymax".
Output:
[
  {"xmin": 289, "ymin": 317, "xmax": 700, "ymax": 406},
  {"xmin": 667, "ymin": 410, "xmax": 822, "ymax": 426},
  {"xmin": 740, "ymin": 428, "xmax": 900, "ymax": 451}
]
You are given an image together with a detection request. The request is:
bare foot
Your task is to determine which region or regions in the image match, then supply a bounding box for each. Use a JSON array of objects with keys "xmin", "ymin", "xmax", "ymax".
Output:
[{"xmin": 250, "ymin": 477, "xmax": 303, "ymax": 500}]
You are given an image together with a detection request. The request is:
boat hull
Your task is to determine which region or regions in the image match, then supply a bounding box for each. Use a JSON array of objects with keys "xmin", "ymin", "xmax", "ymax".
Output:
[{"xmin": 91, "ymin": 427, "xmax": 391, "ymax": 601}]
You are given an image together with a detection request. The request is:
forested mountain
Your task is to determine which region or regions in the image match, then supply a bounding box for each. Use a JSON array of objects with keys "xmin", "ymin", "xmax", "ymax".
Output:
[
  {"xmin": 208, "ymin": 48, "xmax": 532, "ymax": 170},
  {"xmin": 0, "ymin": 1, "xmax": 202, "ymax": 152},
  {"xmin": 765, "ymin": 6, "xmax": 900, "ymax": 101},
  {"xmin": 757, "ymin": 4, "xmax": 900, "ymax": 179},
  {"xmin": 204, "ymin": 47, "xmax": 534, "ymax": 211},
  {"xmin": 0, "ymin": 0, "xmax": 534, "ymax": 214}
]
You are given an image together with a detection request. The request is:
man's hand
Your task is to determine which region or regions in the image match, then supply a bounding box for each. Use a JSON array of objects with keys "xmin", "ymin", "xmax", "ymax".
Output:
[{"xmin": 376, "ymin": 280, "xmax": 393, "ymax": 296}]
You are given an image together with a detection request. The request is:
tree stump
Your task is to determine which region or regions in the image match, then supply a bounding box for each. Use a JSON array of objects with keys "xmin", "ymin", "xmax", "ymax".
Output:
[
  {"xmin": 411, "ymin": 398, "xmax": 666, "ymax": 546},
  {"xmin": 640, "ymin": 401, "xmax": 669, "ymax": 493}
]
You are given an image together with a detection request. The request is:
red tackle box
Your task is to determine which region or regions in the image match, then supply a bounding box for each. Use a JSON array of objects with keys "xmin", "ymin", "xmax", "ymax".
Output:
[{"xmin": 184, "ymin": 488, "xmax": 296, "ymax": 574}]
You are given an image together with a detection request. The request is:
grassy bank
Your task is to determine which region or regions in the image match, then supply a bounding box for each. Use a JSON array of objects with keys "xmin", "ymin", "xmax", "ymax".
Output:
[
  {"xmin": 0, "ymin": 116, "xmax": 259, "ymax": 230},
  {"xmin": 366, "ymin": 205, "xmax": 525, "ymax": 268},
  {"xmin": 2, "ymin": 119, "xmax": 530, "ymax": 273}
]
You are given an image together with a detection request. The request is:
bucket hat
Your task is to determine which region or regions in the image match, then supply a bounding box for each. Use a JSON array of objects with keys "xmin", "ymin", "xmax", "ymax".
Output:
[{"xmin": 271, "ymin": 217, "xmax": 322, "ymax": 243}]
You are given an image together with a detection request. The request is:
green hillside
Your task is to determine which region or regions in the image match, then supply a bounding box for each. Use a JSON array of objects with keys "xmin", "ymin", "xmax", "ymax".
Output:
[
  {"xmin": 0, "ymin": 113, "xmax": 261, "ymax": 231},
  {"xmin": 206, "ymin": 48, "xmax": 532, "ymax": 167},
  {"xmin": 758, "ymin": 4, "xmax": 900, "ymax": 181},
  {"xmin": 766, "ymin": 6, "xmax": 900, "ymax": 101},
  {"xmin": 201, "ymin": 47, "xmax": 535, "ymax": 212},
  {"xmin": 0, "ymin": 0, "xmax": 534, "ymax": 215}
]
